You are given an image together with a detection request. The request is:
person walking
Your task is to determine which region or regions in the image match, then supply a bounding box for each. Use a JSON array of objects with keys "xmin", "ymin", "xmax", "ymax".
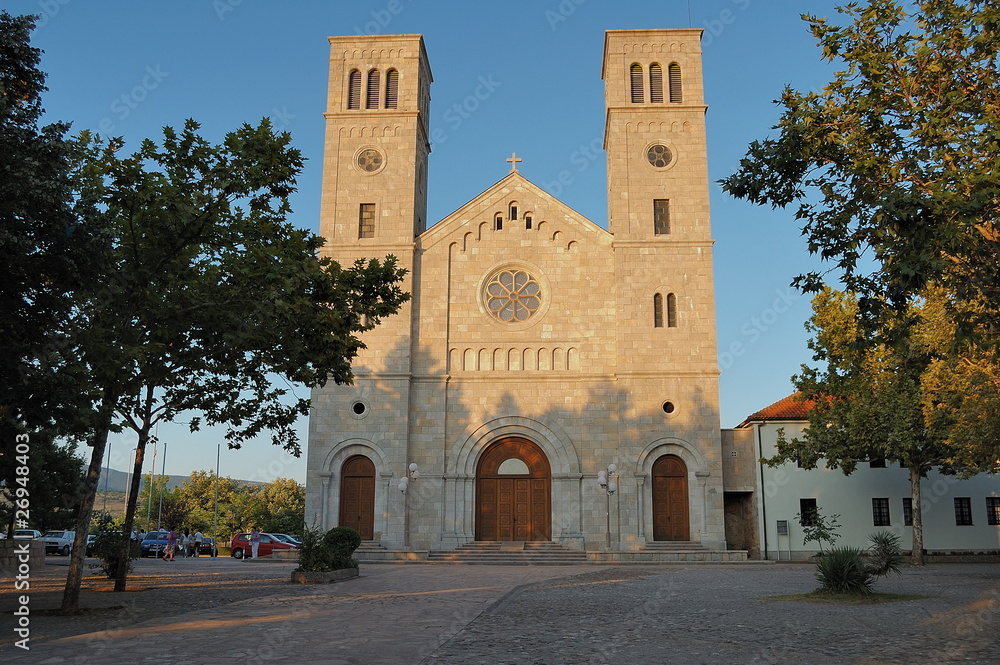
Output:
[
  {"xmin": 250, "ymin": 527, "xmax": 261, "ymax": 559},
  {"xmin": 193, "ymin": 529, "xmax": 203, "ymax": 557},
  {"xmin": 164, "ymin": 528, "xmax": 177, "ymax": 561}
]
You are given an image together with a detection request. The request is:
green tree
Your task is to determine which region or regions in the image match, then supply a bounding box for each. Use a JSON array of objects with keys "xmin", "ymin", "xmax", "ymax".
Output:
[
  {"xmin": 767, "ymin": 288, "xmax": 999, "ymax": 565},
  {"xmin": 57, "ymin": 118, "xmax": 408, "ymax": 608},
  {"xmin": 721, "ymin": 0, "xmax": 1000, "ymax": 339},
  {"xmin": 257, "ymin": 477, "xmax": 305, "ymax": 535},
  {"xmin": 0, "ymin": 13, "xmax": 102, "ymax": 540}
]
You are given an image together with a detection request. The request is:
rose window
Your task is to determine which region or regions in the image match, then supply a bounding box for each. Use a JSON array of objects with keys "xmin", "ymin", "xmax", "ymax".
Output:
[{"xmin": 484, "ymin": 269, "xmax": 541, "ymax": 323}]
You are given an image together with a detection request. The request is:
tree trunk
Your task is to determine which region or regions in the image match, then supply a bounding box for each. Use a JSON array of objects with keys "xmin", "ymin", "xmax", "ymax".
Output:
[
  {"xmin": 114, "ymin": 429, "xmax": 150, "ymax": 591},
  {"xmin": 60, "ymin": 405, "xmax": 113, "ymax": 612},
  {"xmin": 909, "ymin": 465, "xmax": 924, "ymax": 566}
]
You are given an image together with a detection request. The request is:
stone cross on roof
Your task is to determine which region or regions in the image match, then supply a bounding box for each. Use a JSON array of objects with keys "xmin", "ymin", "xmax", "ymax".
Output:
[{"xmin": 506, "ymin": 152, "xmax": 522, "ymax": 173}]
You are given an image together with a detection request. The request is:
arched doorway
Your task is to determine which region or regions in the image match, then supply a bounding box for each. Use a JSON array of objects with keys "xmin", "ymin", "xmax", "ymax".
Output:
[
  {"xmin": 339, "ymin": 455, "xmax": 376, "ymax": 540},
  {"xmin": 652, "ymin": 455, "xmax": 689, "ymax": 541},
  {"xmin": 476, "ymin": 438, "xmax": 551, "ymax": 541}
]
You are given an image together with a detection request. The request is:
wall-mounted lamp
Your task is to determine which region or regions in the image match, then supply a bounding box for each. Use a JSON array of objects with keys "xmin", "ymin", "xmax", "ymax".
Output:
[
  {"xmin": 400, "ymin": 463, "xmax": 419, "ymax": 548},
  {"xmin": 597, "ymin": 463, "xmax": 618, "ymax": 549},
  {"xmin": 398, "ymin": 462, "xmax": 419, "ymax": 493}
]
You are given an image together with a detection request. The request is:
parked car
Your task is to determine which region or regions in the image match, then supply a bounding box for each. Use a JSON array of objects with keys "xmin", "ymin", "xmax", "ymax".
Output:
[
  {"xmin": 41, "ymin": 530, "xmax": 75, "ymax": 555},
  {"xmin": 229, "ymin": 532, "xmax": 296, "ymax": 559},
  {"xmin": 196, "ymin": 536, "xmax": 217, "ymax": 556},
  {"xmin": 139, "ymin": 531, "xmax": 170, "ymax": 557},
  {"xmin": 86, "ymin": 534, "xmax": 98, "ymax": 556},
  {"xmin": 13, "ymin": 529, "xmax": 42, "ymax": 540},
  {"xmin": 270, "ymin": 533, "xmax": 302, "ymax": 546}
]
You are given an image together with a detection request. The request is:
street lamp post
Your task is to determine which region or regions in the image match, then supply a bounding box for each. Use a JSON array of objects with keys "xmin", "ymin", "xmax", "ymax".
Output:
[
  {"xmin": 101, "ymin": 438, "xmax": 113, "ymax": 516},
  {"xmin": 213, "ymin": 443, "xmax": 220, "ymax": 555},
  {"xmin": 156, "ymin": 440, "xmax": 168, "ymax": 530},
  {"xmin": 397, "ymin": 463, "xmax": 419, "ymax": 549},
  {"xmin": 597, "ymin": 464, "xmax": 618, "ymax": 549},
  {"xmin": 145, "ymin": 439, "xmax": 157, "ymax": 531}
]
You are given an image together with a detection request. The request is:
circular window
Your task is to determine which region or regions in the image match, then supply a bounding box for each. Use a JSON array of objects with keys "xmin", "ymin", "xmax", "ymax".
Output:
[
  {"xmin": 356, "ymin": 148, "xmax": 384, "ymax": 173},
  {"xmin": 484, "ymin": 269, "xmax": 541, "ymax": 323},
  {"xmin": 349, "ymin": 400, "xmax": 369, "ymax": 419},
  {"xmin": 646, "ymin": 143, "xmax": 674, "ymax": 168},
  {"xmin": 662, "ymin": 401, "xmax": 676, "ymax": 415}
]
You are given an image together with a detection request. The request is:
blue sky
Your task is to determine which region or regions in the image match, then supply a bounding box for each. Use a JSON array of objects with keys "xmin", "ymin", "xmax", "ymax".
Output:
[{"xmin": 11, "ymin": 0, "xmax": 848, "ymax": 483}]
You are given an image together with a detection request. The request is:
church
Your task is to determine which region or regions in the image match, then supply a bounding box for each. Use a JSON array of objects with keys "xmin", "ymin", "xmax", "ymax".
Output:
[{"xmin": 304, "ymin": 29, "xmax": 747, "ymax": 560}]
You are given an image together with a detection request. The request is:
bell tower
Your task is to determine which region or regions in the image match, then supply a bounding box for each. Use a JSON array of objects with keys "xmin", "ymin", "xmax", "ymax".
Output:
[
  {"xmin": 602, "ymin": 29, "xmax": 718, "ymax": 378},
  {"xmin": 321, "ymin": 34, "xmax": 431, "ymax": 245},
  {"xmin": 318, "ymin": 34, "xmax": 431, "ymax": 376}
]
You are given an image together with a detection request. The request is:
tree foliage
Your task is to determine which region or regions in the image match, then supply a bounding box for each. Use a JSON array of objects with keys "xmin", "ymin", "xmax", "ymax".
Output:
[
  {"xmin": 174, "ymin": 470, "xmax": 304, "ymax": 539},
  {"xmin": 57, "ymin": 118, "xmax": 408, "ymax": 606},
  {"xmin": 0, "ymin": 12, "xmax": 99, "ymax": 541},
  {"xmin": 767, "ymin": 287, "xmax": 1000, "ymax": 564},
  {"xmin": 721, "ymin": 0, "xmax": 1000, "ymax": 339}
]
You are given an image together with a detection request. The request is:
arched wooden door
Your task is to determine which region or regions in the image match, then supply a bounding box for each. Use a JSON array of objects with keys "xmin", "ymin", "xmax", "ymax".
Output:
[
  {"xmin": 476, "ymin": 438, "xmax": 551, "ymax": 541},
  {"xmin": 339, "ymin": 455, "xmax": 375, "ymax": 540},
  {"xmin": 652, "ymin": 455, "xmax": 689, "ymax": 541}
]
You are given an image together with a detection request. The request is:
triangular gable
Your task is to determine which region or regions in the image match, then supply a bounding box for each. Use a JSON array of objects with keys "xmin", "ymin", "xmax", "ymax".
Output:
[{"xmin": 418, "ymin": 171, "xmax": 611, "ymax": 250}]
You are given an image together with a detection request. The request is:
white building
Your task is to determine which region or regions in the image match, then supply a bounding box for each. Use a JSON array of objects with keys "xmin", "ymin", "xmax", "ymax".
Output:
[{"xmin": 736, "ymin": 394, "xmax": 1000, "ymax": 560}]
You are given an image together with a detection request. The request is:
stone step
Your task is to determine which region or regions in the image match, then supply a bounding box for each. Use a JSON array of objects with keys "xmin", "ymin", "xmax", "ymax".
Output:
[
  {"xmin": 640, "ymin": 541, "xmax": 713, "ymax": 551},
  {"xmin": 428, "ymin": 540, "xmax": 587, "ymax": 565}
]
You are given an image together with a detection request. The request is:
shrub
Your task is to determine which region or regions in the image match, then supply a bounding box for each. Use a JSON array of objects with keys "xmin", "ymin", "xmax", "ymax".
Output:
[
  {"xmin": 868, "ymin": 530, "xmax": 904, "ymax": 578},
  {"xmin": 815, "ymin": 546, "xmax": 874, "ymax": 594},
  {"xmin": 92, "ymin": 532, "xmax": 140, "ymax": 579},
  {"xmin": 295, "ymin": 526, "xmax": 361, "ymax": 572}
]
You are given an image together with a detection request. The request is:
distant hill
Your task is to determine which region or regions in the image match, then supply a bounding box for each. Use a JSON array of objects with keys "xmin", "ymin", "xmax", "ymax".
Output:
[{"xmin": 93, "ymin": 467, "xmax": 262, "ymax": 493}]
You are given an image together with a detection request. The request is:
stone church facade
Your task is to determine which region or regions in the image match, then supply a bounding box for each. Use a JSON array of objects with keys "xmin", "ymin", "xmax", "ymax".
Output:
[{"xmin": 305, "ymin": 29, "xmax": 730, "ymax": 555}]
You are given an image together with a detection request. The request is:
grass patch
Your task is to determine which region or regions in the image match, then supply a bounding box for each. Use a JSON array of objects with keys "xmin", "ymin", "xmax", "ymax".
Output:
[{"xmin": 763, "ymin": 590, "xmax": 930, "ymax": 605}]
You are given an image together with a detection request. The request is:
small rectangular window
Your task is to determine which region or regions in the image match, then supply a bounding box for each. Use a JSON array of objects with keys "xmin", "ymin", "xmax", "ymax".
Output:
[
  {"xmin": 902, "ymin": 498, "xmax": 913, "ymax": 526},
  {"xmin": 955, "ymin": 497, "xmax": 973, "ymax": 526},
  {"xmin": 358, "ymin": 203, "xmax": 375, "ymax": 238},
  {"xmin": 799, "ymin": 498, "xmax": 818, "ymax": 527},
  {"xmin": 869, "ymin": 458, "xmax": 886, "ymax": 468},
  {"xmin": 872, "ymin": 498, "xmax": 891, "ymax": 526},
  {"xmin": 653, "ymin": 199, "xmax": 670, "ymax": 235},
  {"xmin": 987, "ymin": 497, "xmax": 1000, "ymax": 526}
]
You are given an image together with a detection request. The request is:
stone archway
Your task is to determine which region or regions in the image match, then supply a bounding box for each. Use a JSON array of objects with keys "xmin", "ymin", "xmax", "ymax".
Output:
[
  {"xmin": 475, "ymin": 437, "xmax": 551, "ymax": 541},
  {"xmin": 652, "ymin": 454, "xmax": 689, "ymax": 541},
  {"xmin": 339, "ymin": 455, "xmax": 376, "ymax": 540}
]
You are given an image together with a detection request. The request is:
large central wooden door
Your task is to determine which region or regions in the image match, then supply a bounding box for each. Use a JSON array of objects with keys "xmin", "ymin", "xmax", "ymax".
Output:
[
  {"xmin": 339, "ymin": 455, "xmax": 375, "ymax": 540},
  {"xmin": 476, "ymin": 438, "xmax": 550, "ymax": 541},
  {"xmin": 652, "ymin": 455, "xmax": 689, "ymax": 541}
]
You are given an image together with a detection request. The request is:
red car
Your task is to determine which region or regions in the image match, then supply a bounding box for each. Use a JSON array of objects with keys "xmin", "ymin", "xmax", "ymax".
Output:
[{"xmin": 229, "ymin": 532, "xmax": 296, "ymax": 559}]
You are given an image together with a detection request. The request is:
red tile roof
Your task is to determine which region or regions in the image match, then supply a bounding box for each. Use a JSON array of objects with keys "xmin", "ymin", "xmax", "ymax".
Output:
[{"xmin": 738, "ymin": 392, "xmax": 813, "ymax": 426}]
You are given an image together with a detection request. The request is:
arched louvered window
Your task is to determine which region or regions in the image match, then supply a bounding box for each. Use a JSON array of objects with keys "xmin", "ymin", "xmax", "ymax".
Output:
[
  {"xmin": 668, "ymin": 63, "xmax": 682, "ymax": 103},
  {"xmin": 509, "ymin": 202, "xmax": 518, "ymax": 221},
  {"xmin": 667, "ymin": 293, "xmax": 677, "ymax": 327},
  {"xmin": 630, "ymin": 63, "xmax": 644, "ymax": 103},
  {"xmin": 495, "ymin": 213, "xmax": 503, "ymax": 231},
  {"xmin": 366, "ymin": 69, "xmax": 380, "ymax": 109},
  {"xmin": 385, "ymin": 68, "xmax": 398, "ymax": 109},
  {"xmin": 649, "ymin": 63, "xmax": 663, "ymax": 103},
  {"xmin": 654, "ymin": 293, "xmax": 664, "ymax": 328},
  {"xmin": 347, "ymin": 69, "xmax": 361, "ymax": 110}
]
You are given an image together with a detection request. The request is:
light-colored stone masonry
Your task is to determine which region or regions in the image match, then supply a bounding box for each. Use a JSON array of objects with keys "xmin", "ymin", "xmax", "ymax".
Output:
[{"xmin": 306, "ymin": 29, "xmax": 730, "ymax": 554}]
